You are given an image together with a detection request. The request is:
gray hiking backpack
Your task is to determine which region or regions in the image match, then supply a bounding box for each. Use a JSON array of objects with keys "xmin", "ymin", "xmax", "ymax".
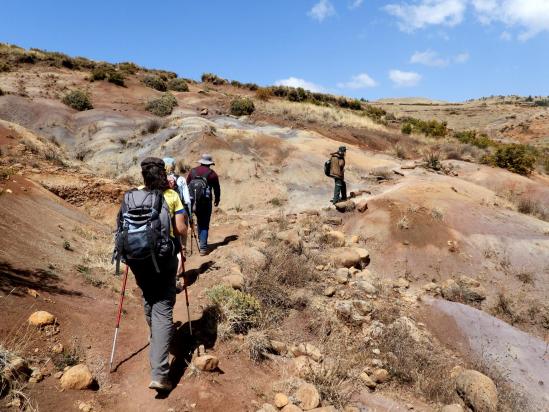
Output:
[
  {"xmin": 114, "ymin": 189, "xmax": 174, "ymax": 273},
  {"xmin": 188, "ymin": 169, "xmax": 212, "ymax": 213}
]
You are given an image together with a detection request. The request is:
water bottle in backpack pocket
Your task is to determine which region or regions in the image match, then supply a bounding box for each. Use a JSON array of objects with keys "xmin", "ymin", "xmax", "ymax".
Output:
[{"xmin": 114, "ymin": 189, "xmax": 174, "ymax": 273}]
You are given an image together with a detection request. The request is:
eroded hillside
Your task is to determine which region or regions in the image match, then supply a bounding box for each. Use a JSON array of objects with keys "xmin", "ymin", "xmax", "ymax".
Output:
[{"xmin": 0, "ymin": 45, "xmax": 548, "ymax": 412}]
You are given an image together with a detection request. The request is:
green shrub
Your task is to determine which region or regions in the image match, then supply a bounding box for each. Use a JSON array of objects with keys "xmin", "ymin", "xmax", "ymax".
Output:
[
  {"xmin": 348, "ymin": 99, "xmax": 362, "ymax": 110},
  {"xmin": 108, "ymin": 71, "xmax": 125, "ymax": 86},
  {"xmin": 143, "ymin": 75, "xmax": 167, "ymax": 91},
  {"xmin": 0, "ymin": 61, "xmax": 10, "ymax": 72},
  {"xmin": 401, "ymin": 123, "xmax": 412, "ymax": 135},
  {"xmin": 90, "ymin": 65, "xmax": 109, "ymax": 81},
  {"xmin": 62, "ymin": 90, "xmax": 93, "ymax": 111},
  {"xmin": 145, "ymin": 92, "xmax": 178, "ymax": 117},
  {"xmin": 0, "ymin": 87, "xmax": 4, "ymax": 96},
  {"xmin": 454, "ymin": 130, "xmax": 495, "ymax": 149},
  {"xmin": 256, "ymin": 87, "xmax": 273, "ymax": 101},
  {"xmin": 491, "ymin": 144, "xmax": 536, "ymax": 175},
  {"xmin": 167, "ymin": 78, "xmax": 189, "ymax": 92},
  {"xmin": 117, "ymin": 62, "xmax": 139, "ymax": 74},
  {"xmin": 201, "ymin": 72, "xmax": 227, "ymax": 85},
  {"xmin": 230, "ymin": 97, "xmax": 255, "ymax": 116},
  {"xmin": 206, "ymin": 285, "xmax": 260, "ymax": 335},
  {"xmin": 402, "ymin": 117, "xmax": 447, "ymax": 138},
  {"xmin": 423, "ymin": 151, "xmax": 442, "ymax": 171}
]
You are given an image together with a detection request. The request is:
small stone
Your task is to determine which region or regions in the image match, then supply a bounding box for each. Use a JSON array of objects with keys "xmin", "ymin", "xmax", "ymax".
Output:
[
  {"xmin": 292, "ymin": 356, "xmax": 319, "ymax": 377},
  {"xmin": 193, "ymin": 355, "xmax": 219, "ymax": 371},
  {"xmin": 60, "ymin": 364, "xmax": 94, "ymax": 390},
  {"xmin": 4, "ymin": 356, "xmax": 31, "ymax": 381},
  {"xmin": 315, "ymin": 265, "xmax": 324, "ymax": 271},
  {"xmin": 28, "ymin": 311, "xmax": 56, "ymax": 327},
  {"xmin": 274, "ymin": 393, "xmax": 289, "ymax": 408},
  {"xmin": 357, "ymin": 201, "xmax": 368, "ymax": 213},
  {"xmin": 359, "ymin": 372, "xmax": 377, "ymax": 389},
  {"xmin": 78, "ymin": 401, "xmax": 93, "ymax": 412},
  {"xmin": 441, "ymin": 405, "xmax": 464, "ymax": 412},
  {"xmin": 372, "ymin": 368, "xmax": 389, "ymax": 383},
  {"xmin": 30, "ymin": 368, "xmax": 43, "ymax": 383},
  {"xmin": 5, "ymin": 189, "xmax": 12, "ymax": 194},
  {"xmin": 54, "ymin": 371, "xmax": 63, "ymax": 379},
  {"xmin": 223, "ymin": 274, "xmax": 244, "ymax": 290},
  {"xmin": 200, "ymin": 108, "xmax": 208, "ymax": 116},
  {"xmin": 323, "ymin": 286, "xmax": 336, "ymax": 297},
  {"xmin": 281, "ymin": 405, "xmax": 303, "ymax": 412},
  {"xmin": 394, "ymin": 278, "xmax": 410, "ymax": 289},
  {"xmin": 372, "ymin": 348, "xmax": 381, "ymax": 355},
  {"xmin": 269, "ymin": 340, "xmax": 287, "ymax": 355},
  {"xmin": 334, "ymin": 200, "xmax": 356, "ymax": 213},
  {"xmin": 295, "ymin": 382, "xmax": 320, "ymax": 410},
  {"xmin": 326, "ymin": 231, "xmax": 346, "ymax": 247},
  {"xmin": 350, "ymin": 235, "xmax": 360, "ymax": 244},
  {"xmin": 356, "ymin": 280, "xmax": 377, "ymax": 294},
  {"xmin": 51, "ymin": 343, "xmax": 64, "ymax": 354},
  {"xmin": 334, "ymin": 268, "xmax": 349, "ymax": 284},
  {"xmin": 292, "ymin": 343, "xmax": 322, "ymax": 362},
  {"xmin": 27, "ymin": 288, "xmax": 39, "ymax": 298}
]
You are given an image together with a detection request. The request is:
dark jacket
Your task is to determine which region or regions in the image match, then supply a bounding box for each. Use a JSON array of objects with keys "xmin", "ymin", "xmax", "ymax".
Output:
[
  {"xmin": 329, "ymin": 152, "xmax": 345, "ymax": 178},
  {"xmin": 187, "ymin": 165, "xmax": 221, "ymax": 204}
]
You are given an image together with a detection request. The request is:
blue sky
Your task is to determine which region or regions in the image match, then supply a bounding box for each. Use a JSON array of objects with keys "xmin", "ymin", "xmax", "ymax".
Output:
[{"xmin": 1, "ymin": 0, "xmax": 547, "ymax": 101}]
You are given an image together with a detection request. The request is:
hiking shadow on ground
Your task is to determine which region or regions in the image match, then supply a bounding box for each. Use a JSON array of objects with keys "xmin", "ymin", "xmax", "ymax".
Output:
[
  {"xmin": 0, "ymin": 261, "xmax": 82, "ymax": 297},
  {"xmin": 182, "ymin": 260, "xmax": 214, "ymax": 287},
  {"xmin": 208, "ymin": 235, "xmax": 238, "ymax": 253},
  {"xmin": 164, "ymin": 305, "xmax": 219, "ymax": 394}
]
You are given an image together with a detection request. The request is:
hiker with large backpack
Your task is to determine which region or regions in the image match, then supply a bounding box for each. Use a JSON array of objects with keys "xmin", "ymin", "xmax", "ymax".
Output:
[
  {"xmin": 114, "ymin": 157, "xmax": 188, "ymax": 392},
  {"xmin": 325, "ymin": 146, "xmax": 347, "ymax": 204},
  {"xmin": 187, "ymin": 154, "xmax": 220, "ymax": 256}
]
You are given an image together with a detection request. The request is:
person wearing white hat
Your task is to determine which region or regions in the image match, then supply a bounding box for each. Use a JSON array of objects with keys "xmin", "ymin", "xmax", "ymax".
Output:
[{"xmin": 187, "ymin": 154, "xmax": 220, "ymax": 255}]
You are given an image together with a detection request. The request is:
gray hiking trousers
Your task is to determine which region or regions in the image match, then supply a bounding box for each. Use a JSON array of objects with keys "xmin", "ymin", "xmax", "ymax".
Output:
[{"xmin": 130, "ymin": 255, "xmax": 178, "ymax": 382}]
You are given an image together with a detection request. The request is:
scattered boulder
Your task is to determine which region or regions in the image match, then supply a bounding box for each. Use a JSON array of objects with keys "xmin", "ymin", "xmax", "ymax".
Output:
[
  {"xmin": 350, "ymin": 235, "xmax": 360, "ymax": 244},
  {"xmin": 193, "ymin": 355, "xmax": 219, "ymax": 371},
  {"xmin": 323, "ymin": 286, "xmax": 336, "ymax": 297},
  {"xmin": 441, "ymin": 405, "xmax": 465, "ymax": 412},
  {"xmin": 356, "ymin": 280, "xmax": 377, "ymax": 295},
  {"xmin": 258, "ymin": 404, "xmax": 278, "ymax": 412},
  {"xmin": 78, "ymin": 402, "xmax": 93, "ymax": 412},
  {"xmin": 223, "ymin": 274, "xmax": 244, "ymax": 290},
  {"xmin": 441, "ymin": 278, "xmax": 486, "ymax": 304},
  {"xmin": 60, "ymin": 364, "xmax": 94, "ymax": 390},
  {"xmin": 51, "ymin": 342, "xmax": 64, "ymax": 354},
  {"xmin": 274, "ymin": 393, "xmax": 289, "ymax": 408},
  {"xmin": 28, "ymin": 311, "xmax": 56, "ymax": 327},
  {"xmin": 335, "ymin": 200, "xmax": 356, "ymax": 213},
  {"xmin": 331, "ymin": 248, "xmax": 368, "ymax": 268},
  {"xmin": 372, "ymin": 368, "xmax": 389, "ymax": 383},
  {"xmin": 29, "ymin": 368, "xmax": 44, "ymax": 384},
  {"xmin": 292, "ymin": 356, "xmax": 319, "ymax": 377},
  {"xmin": 277, "ymin": 229, "xmax": 303, "ymax": 252},
  {"xmin": 335, "ymin": 300, "xmax": 373, "ymax": 324},
  {"xmin": 325, "ymin": 231, "xmax": 345, "ymax": 247},
  {"xmin": 3, "ymin": 356, "xmax": 31, "ymax": 381},
  {"xmin": 269, "ymin": 340, "xmax": 288, "ymax": 355},
  {"xmin": 363, "ymin": 320, "xmax": 385, "ymax": 340},
  {"xmin": 334, "ymin": 268, "xmax": 350, "ymax": 284},
  {"xmin": 291, "ymin": 343, "xmax": 322, "ymax": 362},
  {"xmin": 359, "ymin": 372, "xmax": 377, "ymax": 389},
  {"xmin": 235, "ymin": 247, "xmax": 267, "ymax": 268},
  {"xmin": 295, "ymin": 382, "xmax": 320, "ymax": 410},
  {"xmin": 323, "ymin": 216, "xmax": 342, "ymax": 226},
  {"xmin": 456, "ymin": 369, "xmax": 497, "ymax": 412},
  {"xmin": 281, "ymin": 405, "xmax": 303, "ymax": 412},
  {"xmin": 357, "ymin": 201, "xmax": 368, "ymax": 213}
]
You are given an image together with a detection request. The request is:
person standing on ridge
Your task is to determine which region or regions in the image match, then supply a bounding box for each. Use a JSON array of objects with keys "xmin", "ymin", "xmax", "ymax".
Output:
[
  {"xmin": 330, "ymin": 146, "xmax": 347, "ymax": 204},
  {"xmin": 187, "ymin": 154, "xmax": 220, "ymax": 256}
]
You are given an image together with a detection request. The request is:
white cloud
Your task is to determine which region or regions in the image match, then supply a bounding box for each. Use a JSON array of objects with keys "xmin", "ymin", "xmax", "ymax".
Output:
[
  {"xmin": 385, "ymin": 0, "xmax": 467, "ymax": 31},
  {"xmin": 350, "ymin": 0, "xmax": 364, "ymax": 9},
  {"xmin": 472, "ymin": 0, "xmax": 549, "ymax": 40},
  {"xmin": 500, "ymin": 30, "xmax": 512, "ymax": 40},
  {"xmin": 337, "ymin": 73, "xmax": 378, "ymax": 89},
  {"xmin": 389, "ymin": 70, "xmax": 422, "ymax": 87},
  {"xmin": 454, "ymin": 52, "xmax": 470, "ymax": 63},
  {"xmin": 274, "ymin": 77, "xmax": 325, "ymax": 92},
  {"xmin": 410, "ymin": 50, "xmax": 449, "ymax": 67},
  {"xmin": 308, "ymin": 0, "xmax": 336, "ymax": 22},
  {"xmin": 386, "ymin": 0, "xmax": 549, "ymax": 39}
]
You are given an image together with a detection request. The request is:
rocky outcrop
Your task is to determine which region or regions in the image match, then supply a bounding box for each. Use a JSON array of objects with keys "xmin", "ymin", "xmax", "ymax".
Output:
[{"xmin": 441, "ymin": 277, "xmax": 486, "ymax": 304}]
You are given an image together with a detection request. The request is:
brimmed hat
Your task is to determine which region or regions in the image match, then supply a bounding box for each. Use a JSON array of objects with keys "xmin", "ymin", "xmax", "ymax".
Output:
[
  {"xmin": 198, "ymin": 153, "xmax": 215, "ymax": 165},
  {"xmin": 338, "ymin": 146, "xmax": 347, "ymax": 153}
]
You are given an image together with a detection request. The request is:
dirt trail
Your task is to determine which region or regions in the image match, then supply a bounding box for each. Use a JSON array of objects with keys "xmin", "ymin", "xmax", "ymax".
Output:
[{"xmin": 96, "ymin": 223, "xmax": 274, "ymax": 412}]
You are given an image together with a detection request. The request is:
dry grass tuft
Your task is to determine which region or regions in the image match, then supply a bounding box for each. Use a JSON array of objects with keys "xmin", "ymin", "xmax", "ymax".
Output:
[{"xmin": 258, "ymin": 100, "xmax": 386, "ymax": 131}]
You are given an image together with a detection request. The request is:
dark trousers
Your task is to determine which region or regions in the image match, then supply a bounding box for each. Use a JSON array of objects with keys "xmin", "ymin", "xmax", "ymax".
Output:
[
  {"xmin": 333, "ymin": 177, "xmax": 347, "ymax": 203},
  {"xmin": 195, "ymin": 201, "xmax": 212, "ymax": 251},
  {"xmin": 129, "ymin": 255, "xmax": 178, "ymax": 381}
]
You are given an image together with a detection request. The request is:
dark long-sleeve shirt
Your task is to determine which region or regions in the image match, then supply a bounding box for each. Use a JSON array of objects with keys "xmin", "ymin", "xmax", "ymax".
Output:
[{"xmin": 187, "ymin": 165, "xmax": 221, "ymax": 204}]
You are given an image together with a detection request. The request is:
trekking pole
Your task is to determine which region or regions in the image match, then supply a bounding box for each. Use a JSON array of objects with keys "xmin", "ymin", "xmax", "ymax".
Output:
[
  {"xmin": 109, "ymin": 264, "xmax": 129, "ymax": 373},
  {"xmin": 180, "ymin": 248, "xmax": 192, "ymax": 336},
  {"xmin": 190, "ymin": 217, "xmax": 200, "ymax": 252}
]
